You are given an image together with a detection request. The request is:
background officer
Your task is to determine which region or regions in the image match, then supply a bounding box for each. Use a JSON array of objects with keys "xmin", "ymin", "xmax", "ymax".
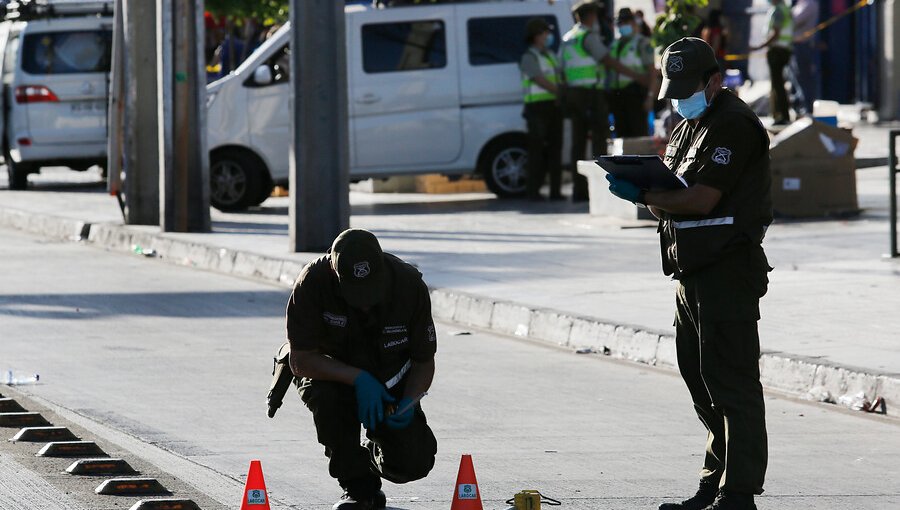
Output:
[
  {"xmin": 287, "ymin": 229, "xmax": 438, "ymax": 510},
  {"xmin": 751, "ymin": 0, "xmax": 794, "ymax": 125},
  {"xmin": 606, "ymin": 38, "xmax": 772, "ymax": 510},
  {"xmin": 520, "ymin": 17, "xmax": 563, "ymax": 200},
  {"xmin": 561, "ymin": 1, "xmax": 644, "ymax": 201},
  {"xmin": 608, "ymin": 8, "xmax": 657, "ymax": 137}
]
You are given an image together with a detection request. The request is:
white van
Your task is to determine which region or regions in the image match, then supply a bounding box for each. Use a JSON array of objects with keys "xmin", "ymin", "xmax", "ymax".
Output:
[
  {"xmin": 0, "ymin": 0, "xmax": 112, "ymax": 190},
  {"xmin": 206, "ymin": 1, "xmax": 574, "ymax": 211}
]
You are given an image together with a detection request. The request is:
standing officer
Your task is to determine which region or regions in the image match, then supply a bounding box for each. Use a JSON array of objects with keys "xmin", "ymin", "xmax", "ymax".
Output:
[
  {"xmin": 287, "ymin": 229, "xmax": 438, "ymax": 510},
  {"xmin": 520, "ymin": 17, "xmax": 563, "ymax": 200},
  {"xmin": 606, "ymin": 38, "xmax": 772, "ymax": 510},
  {"xmin": 751, "ymin": 0, "xmax": 794, "ymax": 125},
  {"xmin": 562, "ymin": 1, "xmax": 644, "ymax": 201},
  {"xmin": 608, "ymin": 8, "xmax": 657, "ymax": 137}
]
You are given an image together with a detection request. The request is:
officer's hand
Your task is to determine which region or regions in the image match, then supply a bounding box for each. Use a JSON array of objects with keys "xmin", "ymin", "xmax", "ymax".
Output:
[
  {"xmin": 353, "ymin": 371, "xmax": 395, "ymax": 430},
  {"xmin": 606, "ymin": 174, "xmax": 643, "ymax": 204},
  {"xmin": 385, "ymin": 397, "xmax": 415, "ymax": 430}
]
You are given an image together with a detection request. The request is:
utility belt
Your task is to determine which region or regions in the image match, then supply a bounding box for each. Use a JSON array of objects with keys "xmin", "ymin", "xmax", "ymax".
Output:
[
  {"xmin": 266, "ymin": 342, "xmax": 412, "ymax": 418},
  {"xmin": 661, "ymin": 214, "xmax": 766, "ymax": 279}
]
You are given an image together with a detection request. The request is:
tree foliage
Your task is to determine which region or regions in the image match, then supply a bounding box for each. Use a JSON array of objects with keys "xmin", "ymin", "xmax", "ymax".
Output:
[
  {"xmin": 651, "ymin": 0, "xmax": 709, "ymax": 51},
  {"xmin": 204, "ymin": 0, "xmax": 288, "ymax": 24}
]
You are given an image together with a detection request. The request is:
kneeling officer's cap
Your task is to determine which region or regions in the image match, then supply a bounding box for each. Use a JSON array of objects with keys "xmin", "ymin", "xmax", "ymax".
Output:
[
  {"xmin": 658, "ymin": 37, "xmax": 718, "ymax": 100},
  {"xmin": 330, "ymin": 229, "xmax": 388, "ymax": 309}
]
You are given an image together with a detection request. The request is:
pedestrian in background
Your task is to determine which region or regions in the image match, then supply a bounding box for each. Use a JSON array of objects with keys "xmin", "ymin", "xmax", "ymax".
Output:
[
  {"xmin": 751, "ymin": 0, "xmax": 794, "ymax": 125},
  {"xmin": 701, "ymin": 9, "xmax": 728, "ymax": 72},
  {"xmin": 287, "ymin": 229, "xmax": 438, "ymax": 510},
  {"xmin": 791, "ymin": 0, "xmax": 820, "ymax": 115},
  {"xmin": 634, "ymin": 9, "xmax": 653, "ymax": 38},
  {"xmin": 607, "ymin": 37, "xmax": 772, "ymax": 510},
  {"xmin": 562, "ymin": 1, "xmax": 645, "ymax": 202},
  {"xmin": 520, "ymin": 17, "xmax": 563, "ymax": 201},
  {"xmin": 608, "ymin": 8, "xmax": 657, "ymax": 138}
]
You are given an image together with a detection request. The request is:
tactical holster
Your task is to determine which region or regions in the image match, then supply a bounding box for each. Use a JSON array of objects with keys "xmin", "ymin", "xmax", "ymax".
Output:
[{"xmin": 267, "ymin": 341, "xmax": 294, "ymax": 418}]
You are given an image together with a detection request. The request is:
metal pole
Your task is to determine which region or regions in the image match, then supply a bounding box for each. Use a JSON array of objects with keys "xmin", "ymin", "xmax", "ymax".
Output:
[
  {"xmin": 157, "ymin": 0, "xmax": 210, "ymax": 232},
  {"xmin": 106, "ymin": 0, "xmax": 124, "ymax": 202},
  {"xmin": 122, "ymin": 0, "xmax": 159, "ymax": 225},
  {"xmin": 289, "ymin": 0, "xmax": 351, "ymax": 252},
  {"xmin": 890, "ymin": 130, "xmax": 899, "ymax": 257}
]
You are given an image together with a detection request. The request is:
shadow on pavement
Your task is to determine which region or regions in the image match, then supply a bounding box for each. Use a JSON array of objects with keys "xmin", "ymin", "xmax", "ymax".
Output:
[{"xmin": 0, "ymin": 290, "xmax": 287, "ymax": 320}]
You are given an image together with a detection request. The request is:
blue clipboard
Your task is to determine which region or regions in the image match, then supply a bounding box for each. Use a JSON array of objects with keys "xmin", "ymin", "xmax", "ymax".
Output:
[{"xmin": 596, "ymin": 155, "xmax": 687, "ymax": 191}]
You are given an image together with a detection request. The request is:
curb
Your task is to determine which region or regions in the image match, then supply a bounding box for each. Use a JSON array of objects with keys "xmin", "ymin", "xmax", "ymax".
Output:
[{"xmin": 2, "ymin": 206, "xmax": 897, "ymax": 419}]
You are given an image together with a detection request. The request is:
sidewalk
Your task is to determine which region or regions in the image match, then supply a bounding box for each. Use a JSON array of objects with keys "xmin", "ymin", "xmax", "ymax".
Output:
[{"xmin": 1, "ymin": 147, "xmax": 899, "ymax": 418}]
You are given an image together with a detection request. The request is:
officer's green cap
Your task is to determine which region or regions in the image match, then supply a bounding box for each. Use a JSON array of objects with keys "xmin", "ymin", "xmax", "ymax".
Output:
[
  {"xmin": 330, "ymin": 229, "xmax": 388, "ymax": 309},
  {"xmin": 658, "ymin": 37, "xmax": 719, "ymax": 100}
]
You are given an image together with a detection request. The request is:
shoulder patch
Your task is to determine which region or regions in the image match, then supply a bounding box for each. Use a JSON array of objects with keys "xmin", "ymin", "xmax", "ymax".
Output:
[{"xmin": 712, "ymin": 147, "xmax": 732, "ymax": 165}]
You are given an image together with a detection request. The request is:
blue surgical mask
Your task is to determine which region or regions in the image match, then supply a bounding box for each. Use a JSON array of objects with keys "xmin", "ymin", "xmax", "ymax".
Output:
[
  {"xmin": 619, "ymin": 25, "xmax": 633, "ymax": 37},
  {"xmin": 672, "ymin": 84, "xmax": 710, "ymax": 120},
  {"xmin": 545, "ymin": 33, "xmax": 556, "ymax": 48}
]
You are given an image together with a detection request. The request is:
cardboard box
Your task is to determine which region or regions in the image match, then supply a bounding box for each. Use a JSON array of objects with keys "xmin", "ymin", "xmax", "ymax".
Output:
[
  {"xmin": 769, "ymin": 117, "xmax": 858, "ymax": 160},
  {"xmin": 770, "ymin": 156, "xmax": 859, "ymax": 217}
]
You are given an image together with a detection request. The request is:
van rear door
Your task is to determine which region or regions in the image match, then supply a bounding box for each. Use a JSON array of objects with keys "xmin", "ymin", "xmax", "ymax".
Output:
[
  {"xmin": 18, "ymin": 27, "xmax": 111, "ymax": 145},
  {"xmin": 348, "ymin": 7, "xmax": 462, "ymax": 171}
]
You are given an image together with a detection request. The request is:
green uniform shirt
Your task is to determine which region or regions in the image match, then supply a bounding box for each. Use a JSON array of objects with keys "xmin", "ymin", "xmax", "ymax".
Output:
[
  {"xmin": 660, "ymin": 89, "xmax": 773, "ymax": 279},
  {"xmin": 287, "ymin": 254, "xmax": 437, "ymax": 386}
]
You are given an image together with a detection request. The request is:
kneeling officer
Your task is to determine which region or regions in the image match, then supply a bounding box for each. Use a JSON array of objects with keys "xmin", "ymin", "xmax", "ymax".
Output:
[{"xmin": 286, "ymin": 229, "xmax": 438, "ymax": 510}]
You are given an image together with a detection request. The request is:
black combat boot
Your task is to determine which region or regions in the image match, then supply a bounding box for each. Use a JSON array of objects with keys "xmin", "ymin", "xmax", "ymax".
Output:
[
  {"xmin": 659, "ymin": 480, "xmax": 719, "ymax": 510},
  {"xmin": 333, "ymin": 489, "xmax": 386, "ymax": 510},
  {"xmin": 702, "ymin": 491, "xmax": 756, "ymax": 510}
]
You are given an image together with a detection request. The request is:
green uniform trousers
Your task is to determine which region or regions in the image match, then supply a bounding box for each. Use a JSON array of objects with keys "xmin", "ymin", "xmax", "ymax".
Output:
[
  {"xmin": 674, "ymin": 250, "xmax": 769, "ymax": 495},
  {"xmin": 524, "ymin": 100, "xmax": 563, "ymax": 199},
  {"xmin": 766, "ymin": 47, "xmax": 792, "ymax": 124},
  {"xmin": 299, "ymin": 379, "xmax": 437, "ymax": 496},
  {"xmin": 567, "ymin": 87, "xmax": 609, "ymax": 201},
  {"xmin": 609, "ymin": 83, "xmax": 649, "ymax": 138}
]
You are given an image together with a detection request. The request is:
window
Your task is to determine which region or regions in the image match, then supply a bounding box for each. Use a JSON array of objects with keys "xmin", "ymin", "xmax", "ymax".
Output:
[
  {"xmin": 362, "ymin": 20, "xmax": 446, "ymax": 73},
  {"xmin": 22, "ymin": 30, "xmax": 112, "ymax": 75},
  {"xmin": 467, "ymin": 15, "xmax": 559, "ymax": 66}
]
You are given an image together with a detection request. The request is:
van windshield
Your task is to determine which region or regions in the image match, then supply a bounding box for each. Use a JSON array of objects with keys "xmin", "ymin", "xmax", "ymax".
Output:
[{"xmin": 21, "ymin": 30, "xmax": 112, "ymax": 74}]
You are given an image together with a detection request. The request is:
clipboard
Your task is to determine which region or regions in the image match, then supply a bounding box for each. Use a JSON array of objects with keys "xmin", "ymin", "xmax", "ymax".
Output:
[{"xmin": 596, "ymin": 155, "xmax": 687, "ymax": 191}]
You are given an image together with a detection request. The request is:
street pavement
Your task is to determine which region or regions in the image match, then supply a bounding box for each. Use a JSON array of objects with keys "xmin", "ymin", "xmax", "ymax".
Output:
[
  {"xmin": 1, "ymin": 161, "xmax": 899, "ymax": 381},
  {"xmin": 2, "ymin": 227, "xmax": 899, "ymax": 509}
]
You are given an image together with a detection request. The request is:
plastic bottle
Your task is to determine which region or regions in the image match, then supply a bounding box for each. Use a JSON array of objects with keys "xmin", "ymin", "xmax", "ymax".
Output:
[{"xmin": 3, "ymin": 370, "xmax": 40, "ymax": 385}]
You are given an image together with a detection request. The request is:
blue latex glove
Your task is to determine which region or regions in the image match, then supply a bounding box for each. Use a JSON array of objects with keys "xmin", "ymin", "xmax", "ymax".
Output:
[
  {"xmin": 353, "ymin": 371, "xmax": 395, "ymax": 430},
  {"xmin": 385, "ymin": 397, "xmax": 415, "ymax": 430},
  {"xmin": 606, "ymin": 174, "xmax": 644, "ymax": 204}
]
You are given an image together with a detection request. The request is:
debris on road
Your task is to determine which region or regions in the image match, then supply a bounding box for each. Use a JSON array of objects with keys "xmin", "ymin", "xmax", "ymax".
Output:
[
  {"xmin": 449, "ymin": 330, "xmax": 472, "ymax": 336},
  {"xmin": 131, "ymin": 245, "xmax": 157, "ymax": 257}
]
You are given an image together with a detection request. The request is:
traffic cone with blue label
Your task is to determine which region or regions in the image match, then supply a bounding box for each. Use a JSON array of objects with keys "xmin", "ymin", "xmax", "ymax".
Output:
[
  {"xmin": 240, "ymin": 459, "xmax": 271, "ymax": 510},
  {"xmin": 451, "ymin": 454, "xmax": 483, "ymax": 510}
]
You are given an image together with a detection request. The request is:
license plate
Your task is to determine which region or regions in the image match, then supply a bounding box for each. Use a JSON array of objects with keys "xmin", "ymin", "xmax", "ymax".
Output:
[{"xmin": 70, "ymin": 100, "xmax": 106, "ymax": 113}]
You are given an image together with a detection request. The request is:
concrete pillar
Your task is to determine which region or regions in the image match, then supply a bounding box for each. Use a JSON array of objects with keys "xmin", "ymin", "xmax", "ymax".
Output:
[
  {"xmin": 122, "ymin": 0, "xmax": 159, "ymax": 225},
  {"xmin": 157, "ymin": 0, "xmax": 210, "ymax": 232},
  {"xmin": 288, "ymin": 0, "xmax": 350, "ymax": 251},
  {"xmin": 880, "ymin": 0, "xmax": 900, "ymax": 121}
]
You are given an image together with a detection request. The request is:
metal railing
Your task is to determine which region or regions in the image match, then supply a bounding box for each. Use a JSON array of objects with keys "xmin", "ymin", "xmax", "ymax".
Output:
[{"xmin": 890, "ymin": 130, "xmax": 900, "ymax": 258}]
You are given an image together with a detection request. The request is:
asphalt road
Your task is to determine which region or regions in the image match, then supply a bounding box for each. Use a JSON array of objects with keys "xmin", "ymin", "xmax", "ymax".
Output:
[{"xmin": 1, "ymin": 227, "xmax": 899, "ymax": 509}]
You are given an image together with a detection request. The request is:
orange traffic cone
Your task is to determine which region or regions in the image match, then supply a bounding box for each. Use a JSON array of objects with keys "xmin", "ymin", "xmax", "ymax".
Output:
[
  {"xmin": 450, "ymin": 454, "xmax": 483, "ymax": 510},
  {"xmin": 240, "ymin": 459, "xmax": 271, "ymax": 510}
]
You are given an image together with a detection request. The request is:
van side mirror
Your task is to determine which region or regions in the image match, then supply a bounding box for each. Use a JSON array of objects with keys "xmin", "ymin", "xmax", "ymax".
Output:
[{"xmin": 253, "ymin": 65, "xmax": 273, "ymax": 86}]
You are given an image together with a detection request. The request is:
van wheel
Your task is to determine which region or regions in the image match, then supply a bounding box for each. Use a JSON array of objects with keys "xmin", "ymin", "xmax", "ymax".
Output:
[
  {"xmin": 250, "ymin": 175, "xmax": 274, "ymax": 207},
  {"xmin": 479, "ymin": 135, "xmax": 528, "ymax": 198},
  {"xmin": 5, "ymin": 155, "xmax": 31, "ymax": 190},
  {"xmin": 209, "ymin": 149, "xmax": 265, "ymax": 212}
]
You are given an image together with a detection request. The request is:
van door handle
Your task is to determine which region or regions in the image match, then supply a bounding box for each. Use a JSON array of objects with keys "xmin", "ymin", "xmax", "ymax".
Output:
[{"xmin": 356, "ymin": 93, "xmax": 380, "ymax": 104}]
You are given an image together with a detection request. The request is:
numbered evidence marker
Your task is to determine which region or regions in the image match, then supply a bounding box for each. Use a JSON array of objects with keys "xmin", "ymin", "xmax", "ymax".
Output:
[{"xmin": 458, "ymin": 483, "xmax": 478, "ymax": 500}]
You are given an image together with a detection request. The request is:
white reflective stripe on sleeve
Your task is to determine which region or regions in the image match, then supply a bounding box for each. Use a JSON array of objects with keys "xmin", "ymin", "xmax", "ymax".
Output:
[
  {"xmin": 673, "ymin": 216, "xmax": 735, "ymax": 229},
  {"xmin": 384, "ymin": 359, "xmax": 412, "ymax": 389}
]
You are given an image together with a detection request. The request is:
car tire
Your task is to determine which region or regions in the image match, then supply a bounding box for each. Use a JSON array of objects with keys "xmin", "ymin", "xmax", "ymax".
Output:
[
  {"xmin": 5, "ymin": 154, "xmax": 31, "ymax": 191},
  {"xmin": 209, "ymin": 148, "xmax": 266, "ymax": 212},
  {"xmin": 249, "ymin": 174, "xmax": 274, "ymax": 207},
  {"xmin": 479, "ymin": 134, "xmax": 528, "ymax": 198}
]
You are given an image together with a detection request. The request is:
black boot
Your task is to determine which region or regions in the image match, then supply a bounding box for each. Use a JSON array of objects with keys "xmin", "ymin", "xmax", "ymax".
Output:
[
  {"xmin": 659, "ymin": 481, "xmax": 718, "ymax": 510},
  {"xmin": 703, "ymin": 491, "xmax": 756, "ymax": 510},
  {"xmin": 333, "ymin": 489, "xmax": 386, "ymax": 510}
]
